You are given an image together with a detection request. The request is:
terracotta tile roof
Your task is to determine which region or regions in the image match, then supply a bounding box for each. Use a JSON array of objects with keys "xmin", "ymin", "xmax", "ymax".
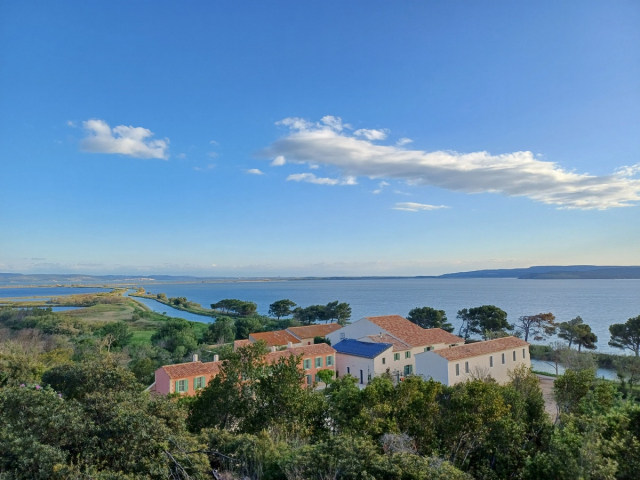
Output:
[
  {"xmin": 287, "ymin": 323, "xmax": 343, "ymax": 339},
  {"xmin": 265, "ymin": 342, "xmax": 336, "ymax": 364},
  {"xmin": 433, "ymin": 337, "xmax": 530, "ymax": 362},
  {"xmin": 249, "ymin": 330, "xmax": 301, "ymax": 347},
  {"xmin": 363, "ymin": 333, "xmax": 411, "ymax": 351},
  {"xmin": 234, "ymin": 339, "xmax": 251, "ymax": 350},
  {"xmin": 161, "ymin": 361, "xmax": 222, "ymax": 379},
  {"xmin": 365, "ymin": 315, "xmax": 464, "ymax": 347}
]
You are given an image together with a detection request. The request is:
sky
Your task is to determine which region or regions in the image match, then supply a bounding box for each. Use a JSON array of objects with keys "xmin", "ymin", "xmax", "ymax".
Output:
[{"xmin": 0, "ymin": 1, "xmax": 639, "ymax": 276}]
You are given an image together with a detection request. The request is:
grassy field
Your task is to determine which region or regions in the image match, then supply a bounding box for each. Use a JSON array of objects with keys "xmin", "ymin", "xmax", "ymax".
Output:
[
  {"xmin": 52, "ymin": 297, "xmax": 210, "ymax": 346},
  {"xmin": 63, "ymin": 302, "xmax": 137, "ymax": 322}
]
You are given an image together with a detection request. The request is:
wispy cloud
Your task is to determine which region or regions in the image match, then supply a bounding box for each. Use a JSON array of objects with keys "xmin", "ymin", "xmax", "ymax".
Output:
[
  {"xmin": 287, "ymin": 173, "xmax": 356, "ymax": 186},
  {"xmin": 79, "ymin": 119, "xmax": 169, "ymax": 159},
  {"xmin": 208, "ymin": 152, "xmax": 219, "ymax": 158},
  {"xmin": 271, "ymin": 155, "xmax": 286, "ymax": 166},
  {"xmin": 397, "ymin": 137, "xmax": 413, "ymax": 146},
  {"xmin": 354, "ymin": 128, "xmax": 387, "ymax": 140},
  {"xmin": 246, "ymin": 168, "xmax": 265, "ymax": 175},
  {"xmin": 373, "ymin": 181, "xmax": 390, "ymax": 194},
  {"xmin": 261, "ymin": 116, "xmax": 640, "ymax": 209},
  {"xmin": 393, "ymin": 202, "xmax": 450, "ymax": 212},
  {"xmin": 194, "ymin": 164, "xmax": 215, "ymax": 172}
]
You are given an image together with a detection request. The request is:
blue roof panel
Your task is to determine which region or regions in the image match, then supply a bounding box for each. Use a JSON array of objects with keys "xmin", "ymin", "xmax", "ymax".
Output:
[{"xmin": 333, "ymin": 339, "xmax": 393, "ymax": 358}]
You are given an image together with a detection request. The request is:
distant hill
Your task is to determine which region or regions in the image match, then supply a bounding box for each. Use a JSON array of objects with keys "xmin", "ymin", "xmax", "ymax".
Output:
[
  {"xmin": 438, "ymin": 266, "xmax": 640, "ymax": 279},
  {"xmin": 2, "ymin": 265, "xmax": 640, "ymax": 286}
]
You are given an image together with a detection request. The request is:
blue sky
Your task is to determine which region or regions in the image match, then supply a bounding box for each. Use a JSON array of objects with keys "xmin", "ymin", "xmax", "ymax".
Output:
[{"xmin": 1, "ymin": 1, "xmax": 639, "ymax": 276}]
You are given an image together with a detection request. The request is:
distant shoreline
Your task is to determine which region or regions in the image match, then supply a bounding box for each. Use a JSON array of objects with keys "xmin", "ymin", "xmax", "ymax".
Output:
[{"xmin": 2, "ymin": 274, "xmax": 640, "ymax": 290}]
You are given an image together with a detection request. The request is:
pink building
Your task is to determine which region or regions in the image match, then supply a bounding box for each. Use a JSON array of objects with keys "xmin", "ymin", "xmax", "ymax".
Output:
[{"xmin": 150, "ymin": 343, "xmax": 337, "ymax": 395}]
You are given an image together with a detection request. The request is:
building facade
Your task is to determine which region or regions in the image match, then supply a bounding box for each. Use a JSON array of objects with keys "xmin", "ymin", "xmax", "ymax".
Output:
[
  {"xmin": 151, "ymin": 343, "xmax": 337, "ymax": 395},
  {"xmin": 414, "ymin": 336, "xmax": 531, "ymax": 386},
  {"xmin": 333, "ymin": 339, "xmax": 393, "ymax": 385},
  {"xmin": 326, "ymin": 315, "xmax": 464, "ymax": 383}
]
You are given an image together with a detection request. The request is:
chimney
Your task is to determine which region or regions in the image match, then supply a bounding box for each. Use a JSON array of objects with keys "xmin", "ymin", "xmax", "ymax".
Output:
[
  {"xmin": 287, "ymin": 341, "xmax": 293, "ymax": 348},
  {"xmin": 213, "ymin": 354, "xmax": 219, "ymax": 362},
  {"xmin": 192, "ymin": 354, "xmax": 199, "ymax": 362},
  {"xmin": 271, "ymin": 346, "xmax": 277, "ymax": 352}
]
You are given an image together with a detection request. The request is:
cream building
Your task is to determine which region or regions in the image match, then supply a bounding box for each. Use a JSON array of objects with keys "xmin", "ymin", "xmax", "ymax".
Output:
[
  {"xmin": 329, "ymin": 315, "xmax": 465, "ymax": 385},
  {"xmin": 415, "ymin": 336, "xmax": 531, "ymax": 386}
]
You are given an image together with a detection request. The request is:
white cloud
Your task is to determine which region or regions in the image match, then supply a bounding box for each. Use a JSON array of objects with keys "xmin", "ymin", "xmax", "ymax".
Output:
[
  {"xmin": 176, "ymin": 153, "xmax": 187, "ymax": 159},
  {"xmin": 393, "ymin": 202, "xmax": 450, "ymax": 211},
  {"xmin": 271, "ymin": 155, "xmax": 286, "ymax": 166},
  {"xmin": 194, "ymin": 164, "xmax": 215, "ymax": 172},
  {"xmin": 286, "ymin": 173, "xmax": 356, "ymax": 186},
  {"xmin": 66, "ymin": 120, "xmax": 76, "ymax": 127},
  {"xmin": 80, "ymin": 119, "xmax": 169, "ymax": 159},
  {"xmin": 261, "ymin": 116, "xmax": 640, "ymax": 210},
  {"xmin": 246, "ymin": 168, "xmax": 265, "ymax": 175},
  {"xmin": 397, "ymin": 137, "xmax": 413, "ymax": 146},
  {"xmin": 276, "ymin": 117, "xmax": 313, "ymax": 131},
  {"xmin": 354, "ymin": 128, "xmax": 387, "ymax": 140},
  {"xmin": 321, "ymin": 115, "xmax": 345, "ymax": 131},
  {"xmin": 373, "ymin": 181, "xmax": 390, "ymax": 194},
  {"xmin": 309, "ymin": 164, "xmax": 319, "ymax": 169},
  {"xmin": 210, "ymin": 140, "xmax": 219, "ymax": 145},
  {"xmin": 208, "ymin": 152, "xmax": 219, "ymax": 158}
]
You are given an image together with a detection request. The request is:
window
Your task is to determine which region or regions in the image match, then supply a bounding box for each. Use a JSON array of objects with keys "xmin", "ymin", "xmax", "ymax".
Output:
[
  {"xmin": 303, "ymin": 359, "xmax": 312, "ymax": 370},
  {"xmin": 382, "ymin": 357, "xmax": 386, "ymax": 365},
  {"xmin": 465, "ymin": 361, "xmax": 469, "ymax": 373},
  {"xmin": 326, "ymin": 355, "xmax": 334, "ymax": 366},
  {"xmin": 404, "ymin": 364, "xmax": 413, "ymax": 376},
  {"xmin": 175, "ymin": 379, "xmax": 188, "ymax": 393},
  {"xmin": 394, "ymin": 353, "xmax": 400, "ymax": 361},
  {"xmin": 340, "ymin": 333, "xmax": 345, "ymax": 340},
  {"xmin": 347, "ymin": 366, "xmax": 350, "ymax": 374},
  {"xmin": 513, "ymin": 351, "xmax": 516, "ymax": 361},
  {"xmin": 315, "ymin": 357, "xmax": 323, "ymax": 368},
  {"xmin": 306, "ymin": 375, "xmax": 312, "ymax": 385},
  {"xmin": 194, "ymin": 376, "xmax": 206, "ymax": 390},
  {"xmin": 405, "ymin": 351, "xmax": 411, "ymax": 359},
  {"xmin": 490, "ymin": 356, "xmax": 493, "ymax": 368},
  {"xmin": 502, "ymin": 353, "xmax": 505, "ymax": 364},
  {"xmin": 523, "ymin": 348, "xmax": 526, "ymax": 358},
  {"xmin": 455, "ymin": 364, "xmax": 460, "ymax": 376},
  {"xmin": 424, "ymin": 346, "xmax": 432, "ymax": 352}
]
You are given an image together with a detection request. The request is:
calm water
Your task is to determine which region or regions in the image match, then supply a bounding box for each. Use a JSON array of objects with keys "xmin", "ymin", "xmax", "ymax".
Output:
[
  {"xmin": 138, "ymin": 278, "xmax": 640, "ymax": 352},
  {"xmin": 530, "ymin": 359, "xmax": 617, "ymax": 380},
  {"xmin": 129, "ymin": 295, "xmax": 214, "ymax": 323},
  {"xmin": 2, "ymin": 279, "xmax": 639, "ymax": 352}
]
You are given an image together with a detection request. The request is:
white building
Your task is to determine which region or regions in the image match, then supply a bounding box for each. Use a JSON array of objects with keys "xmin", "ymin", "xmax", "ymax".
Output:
[
  {"xmin": 333, "ymin": 339, "xmax": 393, "ymax": 386},
  {"xmin": 328, "ymin": 315, "xmax": 464, "ymax": 384},
  {"xmin": 415, "ymin": 336, "xmax": 531, "ymax": 386}
]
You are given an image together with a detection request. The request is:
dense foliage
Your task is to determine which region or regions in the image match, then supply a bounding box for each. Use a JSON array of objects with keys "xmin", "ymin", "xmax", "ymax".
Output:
[
  {"xmin": 3, "ymin": 298, "xmax": 640, "ymax": 478},
  {"xmin": 407, "ymin": 307, "xmax": 454, "ymax": 332}
]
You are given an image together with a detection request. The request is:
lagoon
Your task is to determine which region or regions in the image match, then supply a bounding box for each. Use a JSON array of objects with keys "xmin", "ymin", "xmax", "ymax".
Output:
[
  {"xmin": 138, "ymin": 278, "xmax": 640, "ymax": 352},
  {"xmin": 2, "ymin": 279, "xmax": 639, "ymax": 352}
]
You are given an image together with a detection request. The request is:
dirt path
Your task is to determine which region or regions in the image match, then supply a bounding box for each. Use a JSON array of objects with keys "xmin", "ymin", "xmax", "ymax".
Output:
[{"xmin": 537, "ymin": 374, "xmax": 558, "ymax": 419}]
